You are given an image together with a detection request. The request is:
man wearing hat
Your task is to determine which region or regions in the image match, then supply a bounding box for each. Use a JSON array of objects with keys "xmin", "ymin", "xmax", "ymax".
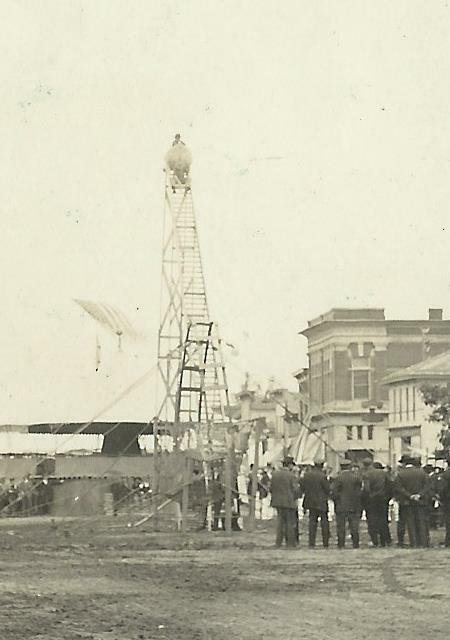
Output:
[
  {"xmin": 270, "ymin": 456, "xmax": 299, "ymax": 548},
  {"xmin": 361, "ymin": 458, "xmax": 390, "ymax": 547},
  {"xmin": 374, "ymin": 461, "xmax": 394, "ymax": 546},
  {"xmin": 394, "ymin": 455, "xmax": 410, "ymax": 546},
  {"xmin": 301, "ymin": 461, "xmax": 331, "ymax": 548},
  {"xmin": 437, "ymin": 457, "xmax": 450, "ymax": 547},
  {"xmin": 332, "ymin": 459, "xmax": 362, "ymax": 549},
  {"xmin": 394, "ymin": 455, "xmax": 431, "ymax": 547}
]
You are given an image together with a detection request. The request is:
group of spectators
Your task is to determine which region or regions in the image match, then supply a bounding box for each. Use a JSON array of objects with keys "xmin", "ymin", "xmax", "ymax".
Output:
[
  {"xmin": 0, "ymin": 477, "xmax": 53, "ymax": 516},
  {"xmin": 4, "ymin": 458, "xmax": 448, "ymax": 550},
  {"xmin": 110, "ymin": 477, "xmax": 152, "ymax": 513},
  {"xmin": 260, "ymin": 455, "xmax": 450, "ymax": 549},
  {"xmin": 0, "ymin": 476, "xmax": 153, "ymax": 518}
]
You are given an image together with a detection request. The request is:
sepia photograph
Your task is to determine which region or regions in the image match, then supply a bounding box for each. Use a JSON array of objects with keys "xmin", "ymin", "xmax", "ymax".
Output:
[{"xmin": 0, "ymin": 1, "xmax": 449, "ymax": 639}]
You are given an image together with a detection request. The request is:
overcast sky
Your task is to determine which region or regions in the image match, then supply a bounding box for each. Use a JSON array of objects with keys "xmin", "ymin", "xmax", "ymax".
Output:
[{"xmin": 1, "ymin": 1, "xmax": 450, "ymax": 423}]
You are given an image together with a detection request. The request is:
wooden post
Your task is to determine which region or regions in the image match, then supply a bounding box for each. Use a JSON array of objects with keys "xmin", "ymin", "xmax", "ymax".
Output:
[
  {"xmin": 152, "ymin": 419, "xmax": 160, "ymax": 530},
  {"xmin": 248, "ymin": 418, "xmax": 264, "ymax": 531},
  {"xmin": 224, "ymin": 438, "xmax": 232, "ymax": 534},
  {"xmin": 181, "ymin": 454, "xmax": 192, "ymax": 532},
  {"xmin": 283, "ymin": 416, "xmax": 289, "ymax": 458},
  {"xmin": 203, "ymin": 459, "xmax": 212, "ymax": 531}
]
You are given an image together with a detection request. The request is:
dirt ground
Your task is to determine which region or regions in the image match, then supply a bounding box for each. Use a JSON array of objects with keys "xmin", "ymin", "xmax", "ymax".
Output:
[{"xmin": 0, "ymin": 516, "xmax": 448, "ymax": 640}]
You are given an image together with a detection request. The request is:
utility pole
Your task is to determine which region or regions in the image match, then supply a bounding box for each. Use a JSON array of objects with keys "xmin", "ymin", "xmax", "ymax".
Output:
[
  {"xmin": 152, "ymin": 418, "xmax": 161, "ymax": 530},
  {"xmin": 181, "ymin": 453, "xmax": 192, "ymax": 531},
  {"xmin": 223, "ymin": 423, "xmax": 236, "ymax": 534},
  {"xmin": 248, "ymin": 417, "xmax": 264, "ymax": 531},
  {"xmin": 283, "ymin": 420, "xmax": 289, "ymax": 457},
  {"xmin": 421, "ymin": 327, "xmax": 431, "ymax": 360}
]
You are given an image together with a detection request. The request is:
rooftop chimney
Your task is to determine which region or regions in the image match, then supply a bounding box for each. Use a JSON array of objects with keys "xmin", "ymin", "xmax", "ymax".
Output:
[{"xmin": 428, "ymin": 308, "xmax": 443, "ymax": 321}]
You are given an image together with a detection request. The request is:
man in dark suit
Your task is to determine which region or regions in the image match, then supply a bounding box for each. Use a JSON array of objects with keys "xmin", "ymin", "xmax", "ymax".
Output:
[
  {"xmin": 394, "ymin": 455, "xmax": 409, "ymax": 546},
  {"xmin": 332, "ymin": 459, "xmax": 362, "ymax": 549},
  {"xmin": 270, "ymin": 456, "xmax": 299, "ymax": 548},
  {"xmin": 380, "ymin": 463, "xmax": 394, "ymax": 546},
  {"xmin": 361, "ymin": 458, "xmax": 390, "ymax": 547},
  {"xmin": 209, "ymin": 471, "xmax": 225, "ymax": 531},
  {"xmin": 437, "ymin": 459, "xmax": 450, "ymax": 547},
  {"xmin": 394, "ymin": 456, "xmax": 431, "ymax": 548},
  {"xmin": 301, "ymin": 461, "xmax": 331, "ymax": 548}
]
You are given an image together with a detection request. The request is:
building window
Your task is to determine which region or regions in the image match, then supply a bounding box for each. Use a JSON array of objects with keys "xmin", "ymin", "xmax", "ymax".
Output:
[
  {"xmin": 399, "ymin": 388, "xmax": 403, "ymax": 421},
  {"xmin": 309, "ymin": 350, "xmax": 323, "ymax": 407},
  {"xmin": 348, "ymin": 344, "xmax": 374, "ymax": 402},
  {"xmin": 412, "ymin": 386, "xmax": 416, "ymax": 420},
  {"xmin": 322, "ymin": 346, "xmax": 334, "ymax": 405},
  {"xmin": 357, "ymin": 425, "xmax": 363, "ymax": 440},
  {"xmin": 367, "ymin": 425, "xmax": 374, "ymax": 440},
  {"xmin": 393, "ymin": 388, "xmax": 397, "ymax": 423},
  {"xmin": 352, "ymin": 370, "xmax": 370, "ymax": 400},
  {"xmin": 406, "ymin": 387, "xmax": 409, "ymax": 421},
  {"xmin": 346, "ymin": 426, "xmax": 353, "ymax": 440}
]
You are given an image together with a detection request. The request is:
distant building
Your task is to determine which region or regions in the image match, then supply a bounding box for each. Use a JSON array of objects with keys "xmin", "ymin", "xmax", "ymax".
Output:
[
  {"xmin": 293, "ymin": 367, "xmax": 309, "ymax": 424},
  {"xmin": 384, "ymin": 350, "xmax": 450, "ymax": 466},
  {"xmin": 227, "ymin": 382, "xmax": 301, "ymax": 456},
  {"xmin": 300, "ymin": 308, "xmax": 450, "ymax": 469}
]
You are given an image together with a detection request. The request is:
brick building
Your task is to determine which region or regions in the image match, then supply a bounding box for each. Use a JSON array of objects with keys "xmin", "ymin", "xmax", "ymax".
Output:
[{"xmin": 300, "ymin": 308, "xmax": 450, "ymax": 469}]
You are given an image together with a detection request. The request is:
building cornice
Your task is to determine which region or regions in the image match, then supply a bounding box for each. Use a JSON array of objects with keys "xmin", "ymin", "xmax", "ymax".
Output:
[
  {"xmin": 384, "ymin": 372, "xmax": 450, "ymax": 386},
  {"xmin": 301, "ymin": 318, "xmax": 450, "ymax": 339}
]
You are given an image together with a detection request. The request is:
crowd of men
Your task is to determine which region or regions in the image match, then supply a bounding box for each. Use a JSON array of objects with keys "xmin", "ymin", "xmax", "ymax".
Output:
[
  {"xmin": 0, "ymin": 476, "xmax": 153, "ymax": 518},
  {"xmin": 268, "ymin": 454, "xmax": 450, "ymax": 549},
  {"xmin": 0, "ymin": 476, "xmax": 54, "ymax": 516},
  {"xmin": 2, "ymin": 457, "xmax": 449, "ymax": 548}
]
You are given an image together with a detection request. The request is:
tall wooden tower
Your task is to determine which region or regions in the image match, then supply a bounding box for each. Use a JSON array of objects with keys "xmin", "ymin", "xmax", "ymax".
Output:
[{"xmin": 156, "ymin": 137, "xmax": 231, "ymax": 450}]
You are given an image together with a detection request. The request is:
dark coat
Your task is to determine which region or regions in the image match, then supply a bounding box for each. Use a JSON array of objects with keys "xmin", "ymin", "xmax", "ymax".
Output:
[
  {"xmin": 247, "ymin": 474, "xmax": 253, "ymax": 497},
  {"xmin": 259, "ymin": 472, "xmax": 270, "ymax": 499},
  {"xmin": 385, "ymin": 475, "xmax": 395, "ymax": 501},
  {"xmin": 270, "ymin": 468, "xmax": 299, "ymax": 510},
  {"xmin": 301, "ymin": 469, "xmax": 331, "ymax": 512},
  {"xmin": 394, "ymin": 466, "xmax": 431, "ymax": 505},
  {"xmin": 247, "ymin": 472, "xmax": 270, "ymax": 499},
  {"xmin": 332, "ymin": 470, "xmax": 362, "ymax": 513},
  {"xmin": 437, "ymin": 468, "xmax": 450, "ymax": 506},
  {"xmin": 209, "ymin": 478, "xmax": 225, "ymax": 504},
  {"xmin": 363, "ymin": 468, "xmax": 389, "ymax": 500}
]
